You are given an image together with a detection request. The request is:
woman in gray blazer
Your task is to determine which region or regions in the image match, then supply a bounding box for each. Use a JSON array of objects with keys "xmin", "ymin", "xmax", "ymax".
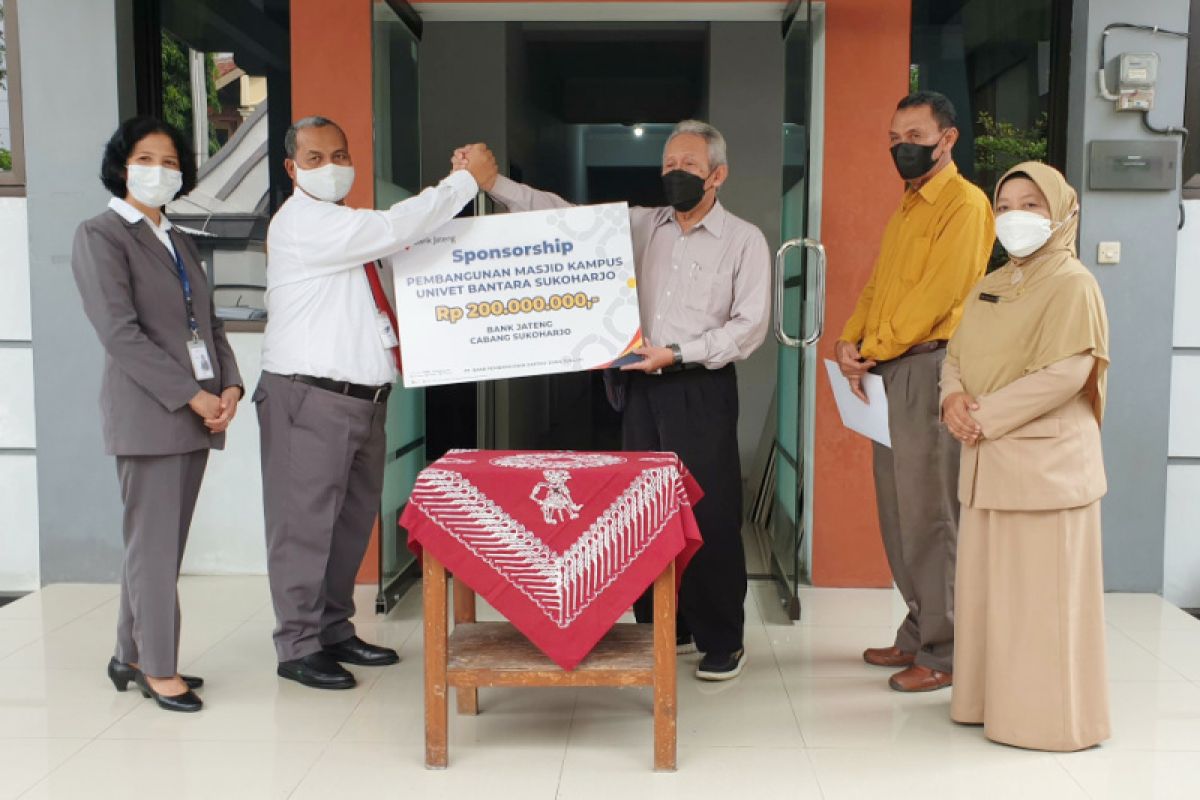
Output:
[{"xmin": 71, "ymin": 118, "xmax": 243, "ymax": 712}]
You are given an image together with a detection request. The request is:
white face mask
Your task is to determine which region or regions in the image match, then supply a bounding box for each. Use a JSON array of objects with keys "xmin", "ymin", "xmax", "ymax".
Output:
[
  {"xmin": 995, "ymin": 210, "xmax": 1055, "ymax": 258},
  {"xmin": 126, "ymin": 164, "xmax": 183, "ymax": 208},
  {"xmin": 295, "ymin": 163, "xmax": 355, "ymax": 202}
]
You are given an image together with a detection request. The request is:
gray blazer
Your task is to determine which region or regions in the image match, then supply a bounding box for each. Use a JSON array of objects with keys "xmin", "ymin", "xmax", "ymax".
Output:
[{"xmin": 71, "ymin": 209, "xmax": 242, "ymax": 456}]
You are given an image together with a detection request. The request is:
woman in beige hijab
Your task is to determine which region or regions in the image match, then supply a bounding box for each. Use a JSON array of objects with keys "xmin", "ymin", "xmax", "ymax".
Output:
[{"xmin": 940, "ymin": 161, "xmax": 1110, "ymax": 751}]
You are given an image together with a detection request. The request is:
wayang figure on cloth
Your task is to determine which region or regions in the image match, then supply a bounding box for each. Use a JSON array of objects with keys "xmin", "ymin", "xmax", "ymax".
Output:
[{"xmin": 530, "ymin": 469, "xmax": 584, "ymax": 524}]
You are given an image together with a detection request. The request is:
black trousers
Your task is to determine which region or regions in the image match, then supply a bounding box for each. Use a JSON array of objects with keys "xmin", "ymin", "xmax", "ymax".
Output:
[{"xmin": 627, "ymin": 365, "xmax": 746, "ymax": 654}]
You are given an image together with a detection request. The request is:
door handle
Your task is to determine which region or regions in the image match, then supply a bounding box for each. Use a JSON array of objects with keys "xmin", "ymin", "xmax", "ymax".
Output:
[{"xmin": 773, "ymin": 238, "xmax": 827, "ymax": 348}]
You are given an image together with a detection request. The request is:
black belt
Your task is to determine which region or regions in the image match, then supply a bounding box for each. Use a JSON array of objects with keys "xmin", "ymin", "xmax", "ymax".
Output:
[
  {"xmin": 292, "ymin": 374, "xmax": 391, "ymax": 404},
  {"xmin": 878, "ymin": 340, "xmax": 947, "ymax": 364},
  {"xmin": 660, "ymin": 362, "xmax": 707, "ymax": 375}
]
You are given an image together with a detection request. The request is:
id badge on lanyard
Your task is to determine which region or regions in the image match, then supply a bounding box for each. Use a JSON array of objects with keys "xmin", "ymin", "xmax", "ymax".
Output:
[
  {"xmin": 188, "ymin": 335, "xmax": 215, "ymax": 380},
  {"xmin": 172, "ymin": 246, "xmax": 215, "ymax": 380},
  {"xmin": 375, "ymin": 310, "xmax": 400, "ymax": 348}
]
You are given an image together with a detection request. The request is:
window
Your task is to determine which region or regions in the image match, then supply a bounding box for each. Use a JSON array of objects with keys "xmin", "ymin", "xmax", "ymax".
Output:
[
  {"xmin": 0, "ymin": 0, "xmax": 26, "ymax": 193},
  {"xmin": 132, "ymin": 0, "xmax": 291, "ymax": 324},
  {"xmin": 374, "ymin": 3, "xmax": 421, "ymax": 206},
  {"xmin": 160, "ymin": 29, "xmax": 274, "ymax": 323},
  {"xmin": 910, "ymin": 0, "xmax": 1069, "ymax": 192},
  {"xmin": 911, "ymin": 0, "xmax": 1070, "ymax": 267}
]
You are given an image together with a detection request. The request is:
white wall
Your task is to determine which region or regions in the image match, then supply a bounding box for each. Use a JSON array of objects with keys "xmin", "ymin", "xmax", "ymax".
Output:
[
  {"xmin": 0, "ymin": 198, "xmax": 31, "ymax": 339},
  {"xmin": 0, "ymin": 195, "xmax": 269, "ymax": 586},
  {"xmin": 0, "ymin": 196, "xmax": 38, "ymax": 591},
  {"xmin": 1, "ymin": 232, "xmax": 269, "ymax": 587},
  {"xmin": 182, "ymin": 332, "xmax": 267, "ymax": 575},
  {"xmin": 1173, "ymin": 200, "xmax": 1200, "ymax": 348},
  {"xmin": 1166, "ymin": 198, "xmax": 1200, "ymax": 608},
  {"xmin": 0, "ymin": 454, "xmax": 38, "ymax": 589}
]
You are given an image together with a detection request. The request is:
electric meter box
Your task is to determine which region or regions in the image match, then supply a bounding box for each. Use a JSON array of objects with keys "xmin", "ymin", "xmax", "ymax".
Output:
[
  {"xmin": 1119, "ymin": 52, "xmax": 1159, "ymax": 86},
  {"xmin": 1116, "ymin": 52, "xmax": 1159, "ymax": 111},
  {"xmin": 1088, "ymin": 140, "xmax": 1178, "ymax": 191}
]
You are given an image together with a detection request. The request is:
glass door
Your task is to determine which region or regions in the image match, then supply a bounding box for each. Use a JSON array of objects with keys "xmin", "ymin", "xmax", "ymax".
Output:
[
  {"xmin": 767, "ymin": 0, "xmax": 825, "ymax": 619},
  {"xmin": 373, "ymin": 0, "xmax": 425, "ymax": 613}
]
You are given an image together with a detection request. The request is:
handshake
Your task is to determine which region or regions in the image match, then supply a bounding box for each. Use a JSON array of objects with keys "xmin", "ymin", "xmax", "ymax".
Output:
[{"xmin": 451, "ymin": 143, "xmax": 499, "ymax": 192}]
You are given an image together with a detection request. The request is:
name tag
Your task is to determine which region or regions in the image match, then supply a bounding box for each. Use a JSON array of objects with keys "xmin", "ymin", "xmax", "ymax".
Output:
[
  {"xmin": 978, "ymin": 292, "xmax": 1001, "ymax": 304},
  {"xmin": 187, "ymin": 337, "xmax": 215, "ymax": 380},
  {"xmin": 376, "ymin": 311, "xmax": 400, "ymax": 349}
]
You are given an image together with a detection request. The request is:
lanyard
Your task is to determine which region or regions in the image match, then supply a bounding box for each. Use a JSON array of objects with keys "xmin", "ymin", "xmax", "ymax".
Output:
[
  {"xmin": 170, "ymin": 244, "xmax": 200, "ymax": 338},
  {"xmin": 364, "ymin": 260, "xmax": 403, "ymax": 373}
]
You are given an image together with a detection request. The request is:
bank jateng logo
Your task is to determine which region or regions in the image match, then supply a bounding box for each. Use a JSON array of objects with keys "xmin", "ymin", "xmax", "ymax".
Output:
[{"xmin": 408, "ymin": 234, "xmax": 458, "ymax": 251}]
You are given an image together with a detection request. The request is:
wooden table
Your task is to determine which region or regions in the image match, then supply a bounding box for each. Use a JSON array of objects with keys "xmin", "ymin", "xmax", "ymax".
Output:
[{"xmin": 423, "ymin": 552, "xmax": 677, "ymax": 771}]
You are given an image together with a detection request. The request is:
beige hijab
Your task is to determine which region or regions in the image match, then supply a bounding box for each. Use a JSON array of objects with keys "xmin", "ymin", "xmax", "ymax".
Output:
[{"xmin": 949, "ymin": 162, "xmax": 1109, "ymax": 423}]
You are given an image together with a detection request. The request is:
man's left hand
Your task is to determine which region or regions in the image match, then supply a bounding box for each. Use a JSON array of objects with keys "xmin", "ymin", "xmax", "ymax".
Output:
[{"xmin": 620, "ymin": 345, "xmax": 676, "ymax": 373}]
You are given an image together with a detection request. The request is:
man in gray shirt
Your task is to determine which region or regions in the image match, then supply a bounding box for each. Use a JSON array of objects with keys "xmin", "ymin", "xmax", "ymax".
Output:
[{"xmin": 459, "ymin": 120, "xmax": 771, "ymax": 680}]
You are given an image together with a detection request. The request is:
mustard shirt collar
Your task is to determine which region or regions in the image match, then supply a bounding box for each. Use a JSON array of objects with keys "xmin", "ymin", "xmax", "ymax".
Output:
[{"xmin": 912, "ymin": 160, "xmax": 960, "ymax": 205}]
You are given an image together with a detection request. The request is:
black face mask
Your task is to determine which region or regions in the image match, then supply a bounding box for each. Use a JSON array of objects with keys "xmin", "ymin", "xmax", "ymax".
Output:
[
  {"xmin": 890, "ymin": 141, "xmax": 940, "ymax": 181},
  {"xmin": 662, "ymin": 169, "xmax": 709, "ymax": 212}
]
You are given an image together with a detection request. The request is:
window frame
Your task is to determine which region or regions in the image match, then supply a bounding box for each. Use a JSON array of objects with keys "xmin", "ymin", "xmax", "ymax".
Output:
[
  {"xmin": 1184, "ymin": 0, "xmax": 1199, "ymax": 197},
  {"xmin": 0, "ymin": 0, "xmax": 27, "ymax": 195},
  {"xmin": 1045, "ymin": 0, "xmax": 1073, "ymax": 173}
]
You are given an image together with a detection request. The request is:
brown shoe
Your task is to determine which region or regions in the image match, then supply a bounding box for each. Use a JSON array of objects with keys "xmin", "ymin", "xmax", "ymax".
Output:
[
  {"xmin": 863, "ymin": 646, "xmax": 916, "ymax": 668},
  {"xmin": 888, "ymin": 665, "xmax": 952, "ymax": 692}
]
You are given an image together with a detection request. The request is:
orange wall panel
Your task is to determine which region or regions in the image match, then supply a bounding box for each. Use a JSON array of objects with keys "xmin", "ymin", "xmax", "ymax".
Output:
[
  {"xmin": 290, "ymin": 0, "xmax": 376, "ymax": 212},
  {"xmin": 290, "ymin": 0, "xmax": 381, "ymax": 583},
  {"xmin": 811, "ymin": 0, "xmax": 911, "ymax": 587}
]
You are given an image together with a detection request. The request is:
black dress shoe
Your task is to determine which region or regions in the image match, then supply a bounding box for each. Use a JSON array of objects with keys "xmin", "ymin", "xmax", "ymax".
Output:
[
  {"xmin": 323, "ymin": 635, "xmax": 400, "ymax": 667},
  {"xmin": 132, "ymin": 669, "xmax": 203, "ymax": 713},
  {"xmin": 108, "ymin": 657, "xmax": 204, "ymax": 691},
  {"xmin": 278, "ymin": 651, "xmax": 357, "ymax": 690}
]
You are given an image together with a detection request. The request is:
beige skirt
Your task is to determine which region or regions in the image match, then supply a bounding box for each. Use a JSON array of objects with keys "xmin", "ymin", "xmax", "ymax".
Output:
[{"xmin": 951, "ymin": 502, "xmax": 1110, "ymax": 751}]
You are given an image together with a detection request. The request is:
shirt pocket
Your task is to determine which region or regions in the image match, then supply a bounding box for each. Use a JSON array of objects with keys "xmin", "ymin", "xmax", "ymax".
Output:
[
  {"xmin": 902, "ymin": 236, "xmax": 932, "ymax": 284},
  {"xmin": 683, "ymin": 258, "xmax": 732, "ymax": 317}
]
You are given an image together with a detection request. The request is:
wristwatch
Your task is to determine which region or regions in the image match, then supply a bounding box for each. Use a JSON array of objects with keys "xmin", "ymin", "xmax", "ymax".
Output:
[{"xmin": 668, "ymin": 343, "xmax": 683, "ymax": 366}]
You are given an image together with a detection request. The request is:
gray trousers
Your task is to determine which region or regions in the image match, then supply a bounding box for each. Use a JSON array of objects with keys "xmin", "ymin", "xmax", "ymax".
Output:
[
  {"xmin": 254, "ymin": 371, "xmax": 387, "ymax": 662},
  {"xmin": 114, "ymin": 449, "xmax": 209, "ymax": 678},
  {"xmin": 871, "ymin": 349, "xmax": 960, "ymax": 673}
]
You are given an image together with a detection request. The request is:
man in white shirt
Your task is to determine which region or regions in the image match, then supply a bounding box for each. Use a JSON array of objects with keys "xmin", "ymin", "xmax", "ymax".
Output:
[{"xmin": 256, "ymin": 116, "xmax": 494, "ymax": 690}]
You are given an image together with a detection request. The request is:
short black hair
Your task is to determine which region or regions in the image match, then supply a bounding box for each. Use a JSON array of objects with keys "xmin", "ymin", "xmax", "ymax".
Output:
[
  {"xmin": 284, "ymin": 116, "xmax": 346, "ymax": 159},
  {"xmin": 100, "ymin": 117, "xmax": 197, "ymax": 200},
  {"xmin": 896, "ymin": 91, "xmax": 957, "ymax": 130}
]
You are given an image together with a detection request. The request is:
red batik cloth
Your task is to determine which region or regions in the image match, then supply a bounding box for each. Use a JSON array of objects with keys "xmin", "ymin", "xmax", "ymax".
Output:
[{"xmin": 402, "ymin": 450, "xmax": 704, "ymax": 670}]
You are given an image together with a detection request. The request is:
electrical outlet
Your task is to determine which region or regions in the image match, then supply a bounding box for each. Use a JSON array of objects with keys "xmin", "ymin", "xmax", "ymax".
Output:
[{"xmin": 1098, "ymin": 241, "xmax": 1121, "ymax": 265}]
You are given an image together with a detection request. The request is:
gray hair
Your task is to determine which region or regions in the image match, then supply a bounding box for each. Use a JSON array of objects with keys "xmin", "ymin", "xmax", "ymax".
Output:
[
  {"xmin": 664, "ymin": 120, "xmax": 728, "ymax": 169},
  {"xmin": 284, "ymin": 115, "xmax": 344, "ymax": 158}
]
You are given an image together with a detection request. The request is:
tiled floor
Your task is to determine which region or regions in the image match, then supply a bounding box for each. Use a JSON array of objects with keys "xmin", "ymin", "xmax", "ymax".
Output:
[{"xmin": 2, "ymin": 578, "xmax": 1199, "ymax": 799}]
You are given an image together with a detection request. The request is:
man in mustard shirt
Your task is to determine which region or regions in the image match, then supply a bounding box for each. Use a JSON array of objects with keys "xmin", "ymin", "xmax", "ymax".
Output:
[{"xmin": 836, "ymin": 92, "xmax": 994, "ymax": 693}]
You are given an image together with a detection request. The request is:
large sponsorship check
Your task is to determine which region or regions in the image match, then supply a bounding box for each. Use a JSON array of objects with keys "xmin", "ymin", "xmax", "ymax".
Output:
[{"xmin": 392, "ymin": 203, "xmax": 641, "ymax": 388}]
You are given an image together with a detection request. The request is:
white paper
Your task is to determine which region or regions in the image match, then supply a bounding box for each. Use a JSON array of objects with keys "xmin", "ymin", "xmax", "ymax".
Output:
[
  {"xmin": 391, "ymin": 204, "xmax": 642, "ymax": 388},
  {"xmin": 823, "ymin": 359, "xmax": 891, "ymax": 447}
]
